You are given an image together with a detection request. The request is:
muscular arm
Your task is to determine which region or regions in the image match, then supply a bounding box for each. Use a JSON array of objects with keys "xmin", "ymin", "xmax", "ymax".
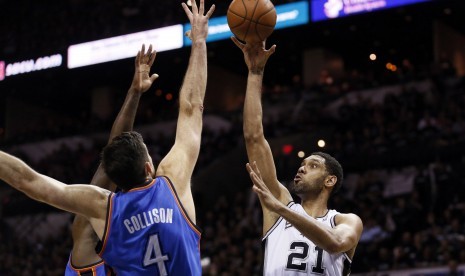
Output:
[
  {"xmin": 278, "ymin": 206, "xmax": 363, "ymax": 254},
  {"xmin": 0, "ymin": 151, "xmax": 109, "ymax": 221},
  {"xmin": 234, "ymin": 39, "xmax": 293, "ymax": 233},
  {"xmin": 156, "ymin": 0, "xmax": 215, "ymax": 223},
  {"xmin": 235, "ymin": 39, "xmax": 289, "ymax": 201},
  {"xmin": 243, "ymin": 72, "xmax": 289, "ymax": 200}
]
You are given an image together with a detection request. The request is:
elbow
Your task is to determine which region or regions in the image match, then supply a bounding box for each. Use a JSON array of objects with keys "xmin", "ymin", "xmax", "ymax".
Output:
[
  {"xmin": 243, "ymin": 129, "xmax": 264, "ymax": 145},
  {"xmin": 323, "ymin": 238, "xmax": 350, "ymax": 255},
  {"xmin": 180, "ymin": 100, "xmax": 204, "ymax": 117},
  {"xmin": 324, "ymin": 243, "xmax": 342, "ymax": 255}
]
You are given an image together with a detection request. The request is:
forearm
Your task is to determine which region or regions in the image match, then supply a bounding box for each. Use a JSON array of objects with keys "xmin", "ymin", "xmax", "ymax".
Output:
[
  {"xmin": 0, "ymin": 151, "xmax": 38, "ymax": 196},
  {"xmin": 180, "ymin": 40, "xmax": 207, "ymax": 110},
  {"xmin": 108, "ymin": 89, "xmax": 143, "ymax": 141},
  {"xmin": 277, "ymin": 205, "xmax": 343, "ymax": 254},
  {"xmin": 244, "ymin": 72, "xmax": 265, "ymax": 141}
]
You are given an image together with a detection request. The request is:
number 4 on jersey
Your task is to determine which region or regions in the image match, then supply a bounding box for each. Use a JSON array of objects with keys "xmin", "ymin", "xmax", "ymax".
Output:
[
  {"xmin": 144, "ymin": 234, "xmax": 169, "ymax": 275},
  {"xmin": 286, "ymin": 241, "xmax": 325, "ymax": 274}
]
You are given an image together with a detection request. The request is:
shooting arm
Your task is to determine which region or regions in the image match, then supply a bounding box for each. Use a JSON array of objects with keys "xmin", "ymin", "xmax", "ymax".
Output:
[{"xmin": 243, "ymin": 71, "xmax": 286, "ymax": 199}]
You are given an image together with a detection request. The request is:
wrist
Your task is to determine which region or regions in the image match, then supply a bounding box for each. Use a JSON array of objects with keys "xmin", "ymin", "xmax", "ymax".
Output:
[
  {"xmin": 191, "ymin": 39, "xmax": 207, "ymax": 46},
  {"xmin": 275, "ymin": 202, "xmax": 288, "ymax": 214},
  {"xmin": 249, "ymin": 68, "xmax": 264, "ymax": 75},
  {"xmin": 128, "ymin": 86, "xmax": 144, "ymax": 95}
]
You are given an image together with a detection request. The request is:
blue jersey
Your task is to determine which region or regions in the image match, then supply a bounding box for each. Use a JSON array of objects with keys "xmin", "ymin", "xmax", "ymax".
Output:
[
  {"xmin": 65, "ymin": 256, "xmax": 111, "ymax": 276},
  {"xmin": 97, "ymin": 176, "xmax": 202, "ymax": 275}
]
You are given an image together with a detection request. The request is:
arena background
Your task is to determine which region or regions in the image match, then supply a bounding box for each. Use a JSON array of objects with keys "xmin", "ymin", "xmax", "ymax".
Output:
[{"xmin": 0, "ymin": 0, "xmax": 464, "ymax": 275}]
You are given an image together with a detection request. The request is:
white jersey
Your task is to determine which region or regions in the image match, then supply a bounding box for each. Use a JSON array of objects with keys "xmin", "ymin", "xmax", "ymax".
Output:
[{"xmin": 262, "ymin": 202, "xmax": 352, "ymax": 276}]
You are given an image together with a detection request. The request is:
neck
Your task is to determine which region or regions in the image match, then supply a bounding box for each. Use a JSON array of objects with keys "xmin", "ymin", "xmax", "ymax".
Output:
[{"xmin": 299, "ymin": 193, "xmax": 329, "ymax": 218}]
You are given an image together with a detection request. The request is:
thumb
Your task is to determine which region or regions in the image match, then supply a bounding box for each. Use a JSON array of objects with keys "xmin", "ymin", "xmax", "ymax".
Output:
[{"xmin": 150, "ymin": 73, "xmax": 159, "ymax": 82}]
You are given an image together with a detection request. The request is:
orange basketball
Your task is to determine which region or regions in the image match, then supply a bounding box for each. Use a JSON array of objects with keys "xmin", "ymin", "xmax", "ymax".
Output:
[{"xmin": 227, "ymin": 0, "xmax": 277, "ymax": 43}]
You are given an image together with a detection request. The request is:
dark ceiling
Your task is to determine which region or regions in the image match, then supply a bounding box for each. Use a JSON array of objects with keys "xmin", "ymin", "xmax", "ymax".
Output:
[{"xmin": 0, "ymin": 0, "xmax": 464, "ymax": 117}]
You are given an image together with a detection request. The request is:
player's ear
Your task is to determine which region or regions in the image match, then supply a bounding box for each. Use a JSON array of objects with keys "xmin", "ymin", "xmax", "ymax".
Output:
[
  {"xmin": 145, "ymin": 162, "xmax": 154, "ymax": 178},
  {"xmin": 325, "ymin": 175, "xmax": 337, "ymax": 188}
]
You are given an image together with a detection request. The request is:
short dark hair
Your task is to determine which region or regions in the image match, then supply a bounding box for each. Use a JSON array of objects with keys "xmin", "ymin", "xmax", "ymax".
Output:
[
  {"xmin": 101, "ymin": 131, "xmax": 149, "ymax": 191},
  {"xmin": 312, "ymin": 152, "xmax": 343, "ymax": 195}
]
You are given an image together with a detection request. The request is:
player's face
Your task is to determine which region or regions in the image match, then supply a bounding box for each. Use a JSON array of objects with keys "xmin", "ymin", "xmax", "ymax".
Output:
[{"xmin": 290, "ymin": 155, "xmax": 328, "ymax": 195}]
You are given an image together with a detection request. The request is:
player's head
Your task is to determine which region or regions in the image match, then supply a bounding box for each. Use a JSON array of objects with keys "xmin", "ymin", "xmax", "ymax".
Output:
[
  {"xmin": 101, "ymin": 131, "xmax": 155, "ymax": 191},
  {"xmin": 290, "ymin": 152, "xmax": 343, "ymax": 198}
]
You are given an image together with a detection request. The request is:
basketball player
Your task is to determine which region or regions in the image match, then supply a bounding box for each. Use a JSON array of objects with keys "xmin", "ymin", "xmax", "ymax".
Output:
[
  {"xmin": 233, "ymin": 37, "xmax": 363, "ymax": 275},
  {"xmin": 0, "ymin": 0, "xmax": 215, "ymax": 274},
  {"xmin": 65, "ymin": 44, "xmax": 158, "ymax": 275}
]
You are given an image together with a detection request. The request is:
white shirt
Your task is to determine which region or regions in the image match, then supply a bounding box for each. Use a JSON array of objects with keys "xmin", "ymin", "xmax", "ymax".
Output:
[{"xmin": 262, "ymin": 202, "xmax": 352, "ymax": 275}]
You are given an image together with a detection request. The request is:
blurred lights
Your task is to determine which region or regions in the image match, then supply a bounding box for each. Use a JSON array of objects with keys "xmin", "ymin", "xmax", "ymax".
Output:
[
  {"xmin": 155, "ymin": 89, "xmax": 162, "ymax": 96},
  {"xmin": 386, "ymin": 62, "xmax": 397, "ymax": 72},
  {"xmin": 317, "ymin": 139, "xmax": 326, "ymax": 148},
  {"xmin": 298, "ymin": 151, "xmax": 305, "ymax": 158},
  {"xmin": 282, "ymin": 144, "xmax": 294, "ymax": 155},
  {"xmin": 165, "ymin": 93, "xmax": 173, "ymax": 101},
  {"xmin": 369, "ymin": 53, "xmax": 377, "ymax": 61}
]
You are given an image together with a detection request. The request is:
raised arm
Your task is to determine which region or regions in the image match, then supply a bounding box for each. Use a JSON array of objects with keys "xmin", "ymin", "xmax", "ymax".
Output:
[
  {"xmin": 156, "ymin": 0, "xmax": 215, "ymax": 223},
  {"xmin": 70, "ymin": 45, "xmax": 158, "ymax": 266},
  {"xmin": 232, "ymin": 38, "xmax": 292, "ymax": 204},
  {"xmin": 94, "ymin": 44, "xmax": 158, "ymax": 191},
  {"xmin": 247, "ymin": 162, "xmax": 363, "ymax": 255},
  {"xmin": 109, "ymin": 44, "xmax": 158, "ymax": 145}
]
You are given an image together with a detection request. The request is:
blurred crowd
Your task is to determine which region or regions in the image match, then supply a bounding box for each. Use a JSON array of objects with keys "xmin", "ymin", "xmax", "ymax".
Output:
[{"xmin": 0, "ymin": 52, "xmax": 464, "ymax": 275}]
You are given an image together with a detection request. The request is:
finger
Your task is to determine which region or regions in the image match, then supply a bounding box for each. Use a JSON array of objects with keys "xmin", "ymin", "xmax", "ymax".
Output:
[
  {"xmin": 199, "ymin": 0, "xmax": 204, "ymax": 15},
  {"xmin": 147, "ymin": 44, "xmax": 153, "ymax": 58},
  {"xmin": 251, "ymin": 172, "xmax": 264, "ymax": 187},
  {"xmin": 248, "ymin": 169, "xmax": 257, "ymax": 182},
  {"xmin": 252, "ymin": 185, "xmax": 261, "ymax": 194},
  {"xmin": 150, "ymin": 73, "xmax": 159, "ymax": 83},
  {"xmin": 191, "ymin": 0, "xmax": 198, "ymax": 15},
  {"xmin": 141, "ymin": 44, "xmax": 145, "ymax": 55},
  {"xmin": 135, "ymin": 51, "xmax": 140, "ymax": 66},
  {"xmin": 205, "ymin": 4, "xmax": 215, "ymax": 18},
  {"xmin": 231, "ymin": 36, "xmax": 244, "ymax": 49},
  {"xmin": 253, "ymin": 185, "xmax": 266, "ymax": 199},
  {"xmin": 268, "ymin": 44, "xmax": 277, "ymax": 56},
  {"xmin": 149, "ymin": 51, "xmax": 157, "ymax": 67},
  {"xmin": 246, "ymin": 162, "xmax": 254, "ymax": 173},
  {"xmin": 181, "ymin": 3, "xmax": 193, "ymax": 21},
  {"xmin": 252, "ymin": 161, "xmax": 260, "ymax": 174}
]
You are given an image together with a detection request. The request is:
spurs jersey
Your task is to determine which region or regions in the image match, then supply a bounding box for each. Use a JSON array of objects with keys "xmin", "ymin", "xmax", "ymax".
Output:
[
  {"xmin": 262, "ymin": 202, "xmax": 352, "ymax": 275},
  {"xmin": 97, "ymin": 176, "xmax": 202, "ymax": 275}
]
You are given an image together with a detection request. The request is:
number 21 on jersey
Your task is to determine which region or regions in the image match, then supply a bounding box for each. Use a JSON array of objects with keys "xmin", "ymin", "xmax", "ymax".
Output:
[{"xmin": 286, "ymin": 241, "xmax": 325, "ymax": 274}]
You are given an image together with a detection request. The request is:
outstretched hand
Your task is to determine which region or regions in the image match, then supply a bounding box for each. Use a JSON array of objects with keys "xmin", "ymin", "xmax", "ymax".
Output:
[
  {"xmin": 232, "ymin": 37, "xmax": 276, "ymax": 74},
  {"xmin": 182, "ymin": 0, "xmax": 215, "ymax": 43},
  {"xmin": 246, "ymin": 162, "xmax": 283, "ymax": 212},
  {"xmin": 131, "ymin": 44, "xmax": 159, "ymax": 93}
]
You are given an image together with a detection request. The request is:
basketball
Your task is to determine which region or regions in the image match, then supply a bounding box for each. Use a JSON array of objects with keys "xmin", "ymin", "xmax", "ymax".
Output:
[{"xmin": 227, "ymin": 0, "xmax": 277, "ymax": 43}]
